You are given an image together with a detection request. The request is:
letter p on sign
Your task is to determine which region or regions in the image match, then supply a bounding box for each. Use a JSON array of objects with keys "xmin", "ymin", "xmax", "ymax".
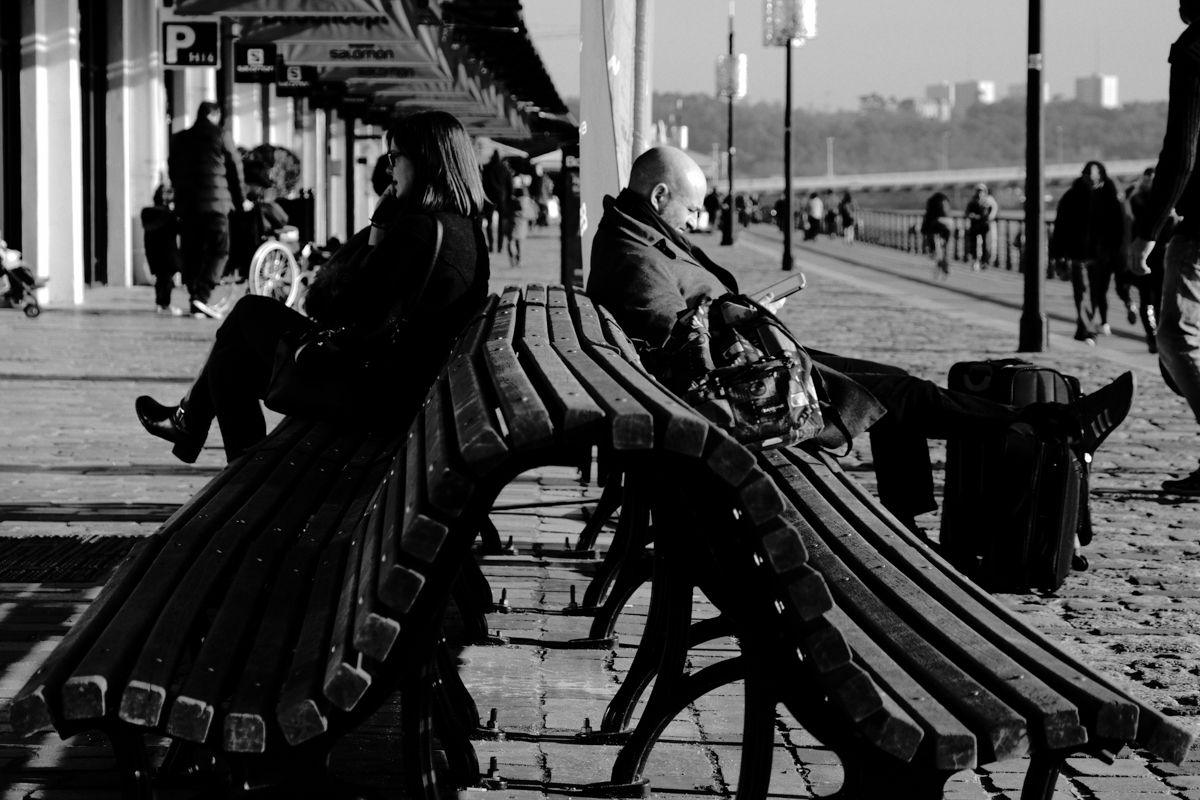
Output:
[{"xmin": 165, "ymin": 24, "xmax": 196, "ymax": 65}]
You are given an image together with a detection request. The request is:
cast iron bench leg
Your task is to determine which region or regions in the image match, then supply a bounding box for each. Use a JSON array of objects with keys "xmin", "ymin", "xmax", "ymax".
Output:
[
  {"xmin": 582, "ymin": 483, "xmax": 648, "ymax": 609},
  {"xmin": 435, "ymin": 635, "xmax": 481, "ymax": 732},
  {"xmin": 109, "ymin": 723, "xmax": 154, "ymax": 800},
  {"xmin": 587, "ymin": 552, "xmax": 652, "ymax": 642},
  {"xmin": 476, "ymin": 516, "xmax": 505, "ymax": 555},
  {"xmin": 1021, "ymin": 753, "xmax": 1064, "ymax": 800},
  {"xmin": 575, "ymin": 471, "xmax": 623, "ymax": 552}
]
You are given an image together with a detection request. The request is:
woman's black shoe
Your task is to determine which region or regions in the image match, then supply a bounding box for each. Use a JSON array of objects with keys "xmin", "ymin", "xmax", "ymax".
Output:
[{"xmin": 135, "ymin": 395, "xmax": 206, "ymax": 463}]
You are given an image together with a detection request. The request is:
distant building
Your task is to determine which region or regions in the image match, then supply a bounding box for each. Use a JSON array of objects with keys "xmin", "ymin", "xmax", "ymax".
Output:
[
  {"xmin": 953, "ymin": 80, "xmax": 996, "ymax": 113},
  {"xmin": 1007, "ymin": 81, "xmax": 1050, "ymax": 102},
  {"xmin": 925, "ymin": 82, "xmax": 954, "ymax": 106},
  {"xmin": 1076, "ymin": 74, "xmax": 1119, "ymax": 108}
]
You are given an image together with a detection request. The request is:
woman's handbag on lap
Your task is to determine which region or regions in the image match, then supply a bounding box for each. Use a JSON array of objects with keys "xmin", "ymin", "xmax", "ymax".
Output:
[{"xmin": 264, "ymin": 218, "xmax": 443, "ymax": 421}]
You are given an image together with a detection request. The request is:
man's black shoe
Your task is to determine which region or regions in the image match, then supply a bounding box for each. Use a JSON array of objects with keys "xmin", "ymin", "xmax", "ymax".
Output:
[
  {"xmin": 1162, "ymin": 466, "xmax": 1200, "ymax": 496},
  {"xmin": 1072, "ymin": 371, "xmax": 1136, "ymax": 455},
  {"xmin": 135, "ymin": 395, "xmax": 206, "ymax": 463}
]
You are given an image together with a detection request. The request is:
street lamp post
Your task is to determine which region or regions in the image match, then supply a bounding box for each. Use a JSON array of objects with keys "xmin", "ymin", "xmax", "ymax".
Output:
[
  {"xmin": 715, "ymin": 3, "xmax": 746, "ymax": 246},
  {"xmin": 1056, "ymin": 125, "xmax": 1063, "ymax": 166},
  {"xmin": 764, "ymin": 0, "xmax": 816, "ymax": 271},
  {"xmin": 1019, "ymin": 0, "xmax": 1048, "ymax": 352},
  {"xmin": 826, "ymin": 136, "xmax": 834, "ymax": 176}
]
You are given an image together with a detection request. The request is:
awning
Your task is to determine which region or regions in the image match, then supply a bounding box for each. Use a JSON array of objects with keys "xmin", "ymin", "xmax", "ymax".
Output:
[{"xmin": 170, "ymin": 0, "xmax": 573, "ymax": 144}]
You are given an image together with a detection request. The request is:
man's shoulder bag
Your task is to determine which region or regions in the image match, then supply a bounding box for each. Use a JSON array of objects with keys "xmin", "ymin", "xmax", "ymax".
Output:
[
  {"xmin": 658, "ymin": 294, "xmax": 824, "ymax": 452},
  {"xmin": 264, "ymin": 217, "xmax": 443, "ymax": 422}
]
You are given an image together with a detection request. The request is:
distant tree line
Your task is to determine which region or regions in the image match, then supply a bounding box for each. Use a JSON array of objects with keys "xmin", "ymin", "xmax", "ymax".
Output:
[{"xmin": 565, "ymin": 93, "xmax": 1169, "ymax": 179}]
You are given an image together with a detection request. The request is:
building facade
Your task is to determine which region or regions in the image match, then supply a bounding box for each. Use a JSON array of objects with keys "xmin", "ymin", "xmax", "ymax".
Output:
[{"xmin": 1076, "ymin": 74, "xmax": 1119, "ymax": 109}]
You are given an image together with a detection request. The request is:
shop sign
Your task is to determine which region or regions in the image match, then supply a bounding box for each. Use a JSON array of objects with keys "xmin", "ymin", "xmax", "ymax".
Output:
[
  {"xmin": 309, "ymin": 82, "xmax": 348, "ymax": 110},
  {"xmin": 275, "ymin": 61, "xmax": 317, "ymax": 97},
  {"xmin": 234, "ymin": 43, "xmax": 276, "ymax": 83},
  {"xmin": 162, "ymin": 20, "xmax": 219, "ymax": 68}
]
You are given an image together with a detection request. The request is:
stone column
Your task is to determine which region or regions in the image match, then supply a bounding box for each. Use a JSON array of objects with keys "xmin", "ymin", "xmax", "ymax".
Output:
[
  {"xmin": 106, "ymin": 0, "xmax": 168, "ymax": 287},
  {"xmin": 20, "ymin": 0, "xmax": 84, "ymax": 304}
]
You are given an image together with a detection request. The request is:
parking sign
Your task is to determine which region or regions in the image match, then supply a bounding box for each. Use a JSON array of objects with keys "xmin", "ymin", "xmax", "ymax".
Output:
[{"xmin": 162, "ymin": 21, "xmax": 219, "ymax": 68}]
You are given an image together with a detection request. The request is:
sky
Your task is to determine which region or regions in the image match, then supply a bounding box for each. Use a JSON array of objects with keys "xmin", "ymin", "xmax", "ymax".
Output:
[{"xmin": 522, "ymin": 0, "xmax": 1183, "ymax": 111}]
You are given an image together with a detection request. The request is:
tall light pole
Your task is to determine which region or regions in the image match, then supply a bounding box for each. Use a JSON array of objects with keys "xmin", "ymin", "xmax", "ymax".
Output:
[
  {"xmin": 1019, "ymin": 0, "xmax": 1048, "ymax": 352},
  {"xmin": 764, "ymin": 0, "xmax": 815, "ymax": 271},
  {"xmin": 1056, "ymin": 124, "xmax": 1063, "ymax": 166},
  {"xmin": 826, "ymin": 136, "xmax": 834, "ymax": 176},
  {"xmin": 715, "ymin": 3, "xmax": 746, "ymax": 246},
  {"xmin": 941, "ymin": 130, "xmax": 950, "ymax": 171}
]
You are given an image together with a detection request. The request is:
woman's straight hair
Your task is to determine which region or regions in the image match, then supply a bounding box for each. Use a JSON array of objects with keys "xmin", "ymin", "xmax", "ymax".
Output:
[{"xmin": 387, "ymin": 110, "xmax": 486, "ymax": 217}]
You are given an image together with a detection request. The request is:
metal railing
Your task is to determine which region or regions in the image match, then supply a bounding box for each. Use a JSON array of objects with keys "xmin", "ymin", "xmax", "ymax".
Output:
[{"xmin": 855, "ymin": 209, "xmax": 1054, "ymax": 271}]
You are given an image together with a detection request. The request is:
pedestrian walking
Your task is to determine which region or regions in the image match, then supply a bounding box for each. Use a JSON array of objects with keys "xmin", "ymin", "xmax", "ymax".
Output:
[
  {"xmin": 508, "ymin": 185, "xmax": 538, "ymax": 267},
  {"xmin": 921, "ymin": 191, "xmax": 954, "ymax": 276},
  {"xmin": 167, "ymin": 101, "xmax": 248, "ymax": 320},
  {"xmin": 823, "ymin": 189, "xmax": 839, "ymax": 236},
  {"xmin": 136, "ymin": 110, "xmax": 490, "ymax": 463},
  {"xmin": 838, "ymin": 190, "xmax": 858, "ymax": 245},
  {"xmin": 1127, "ymin": 168, "xmax": 1176, "ymax": 353},
  {"xmin": 965, "ymin": 183, "xmax": 998, "ymax": 270},
  {"xmin": 803, "ymin": 192, "xmax": 823, "ymax": 241},
  {"xmin": 1130, "ymin": 0, "xmax": 1200, "ymax": 494},
  {"xmin": 141, "ymin": 184, "xmax": 183, "ymax": 316},
  {"xmin": 1050, "ymin": 161, "xmax": 1128, "ymax": 345},
  {"xmin": 703, "ymin": 188, "xmax": 722, "ymax": 234},
  {"xmin": 481, "ymin": 150, "xmax": 513, "ymax": 253}
]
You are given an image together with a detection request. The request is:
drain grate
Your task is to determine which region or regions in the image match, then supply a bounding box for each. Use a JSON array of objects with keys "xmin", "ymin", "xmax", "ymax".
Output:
[{"xmin": 0, "ymin": 535, "xmax": 140, "ymax": 582}]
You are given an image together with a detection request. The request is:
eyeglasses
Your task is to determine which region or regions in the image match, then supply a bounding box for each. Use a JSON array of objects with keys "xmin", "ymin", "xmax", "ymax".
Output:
[{"xmin": 386, "ymin": 151, "xmax": 405, "ymax": 167}]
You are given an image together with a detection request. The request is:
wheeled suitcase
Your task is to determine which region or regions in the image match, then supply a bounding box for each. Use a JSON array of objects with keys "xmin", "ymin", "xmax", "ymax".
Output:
[{"xmin": 940, "ymin": 359, "xmax": 1090, "ymax": 592}]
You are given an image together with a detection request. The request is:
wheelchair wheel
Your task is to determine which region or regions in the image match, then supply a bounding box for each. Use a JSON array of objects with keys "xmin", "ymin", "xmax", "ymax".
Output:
[{"xmin": 249, "ymin": 241, "xmax": 301, "ymax": 307}]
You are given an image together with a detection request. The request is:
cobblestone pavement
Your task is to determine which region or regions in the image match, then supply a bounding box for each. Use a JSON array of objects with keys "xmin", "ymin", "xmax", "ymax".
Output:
[{"xmin": 1, "ymin": 225, "xmax": 1199, "ymax": 799}]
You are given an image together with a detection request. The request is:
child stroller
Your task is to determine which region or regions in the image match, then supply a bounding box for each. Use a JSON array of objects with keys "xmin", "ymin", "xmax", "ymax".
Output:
[{"xmin": 0, "ymin": 238, "xmax": 46, "ymax": 317}]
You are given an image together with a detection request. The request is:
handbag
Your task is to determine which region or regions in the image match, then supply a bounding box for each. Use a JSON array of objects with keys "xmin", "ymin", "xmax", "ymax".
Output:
[
  {"xmin": 264, "ymin": 217, "xmax": 444, "ymax": 421},
  {"xmin": 660, "ymin": 294, "xmax": 824, "ymax": 451}
]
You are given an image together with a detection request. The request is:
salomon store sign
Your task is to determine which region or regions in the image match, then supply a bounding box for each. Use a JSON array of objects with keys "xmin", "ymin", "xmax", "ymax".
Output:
[
  {"xmin": 234, "ymin": 43, "xmax": 277, "ymax": 83},
  {"xmin": 162, "ymin": 20, "xmax": 219, "ymax": 68}
]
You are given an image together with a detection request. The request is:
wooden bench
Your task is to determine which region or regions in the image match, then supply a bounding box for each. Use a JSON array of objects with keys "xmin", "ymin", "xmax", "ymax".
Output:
[{"xmin": 13, "ymin": 283, "xmax": 1193, "ymax": 800}]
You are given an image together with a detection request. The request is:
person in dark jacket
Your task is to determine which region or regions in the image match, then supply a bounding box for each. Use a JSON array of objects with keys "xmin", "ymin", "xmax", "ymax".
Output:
[
  {"xmin": 481, "ymin": 151, "xmax": 513, "ymax": 254},
  {"xmin": 922, "ymin": 191, "xmax": 954, "ymax": 275},
  {"xmin": 141, "ymin": 185, "xmax": 183, "ymax": 316},
  {"xmin": 136, "ymin": 110, "xmax": 490, "ymax": 463},
  {"xmin": 1130, "ymin": 0, "xmax": 1200, "ymax": 494},
  {"xmin": 1127, "ymin": 168, "xmax": 1177, "ymax": 354},
  {"xmin": 1050, "ymin": 161, "xmax": 1128, "ymax": 344},
  {"xmin": 587, "ymin": 146, "xmax": 1135, "ymax": 532},
  {"xmin": 838, "ymin": 190, "xmax": 858, "ymax": 245},
  {"xmin": 168, "ymin": 101, "xmax": 247, "ymax": 319}
]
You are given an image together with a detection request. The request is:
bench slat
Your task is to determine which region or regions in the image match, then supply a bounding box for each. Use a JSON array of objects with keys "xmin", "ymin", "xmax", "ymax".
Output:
[
  {"xmin": 446, "ymin": 296, "xmax": 499, "ymax": 364},
  {"xmin": 447, "ymin": 352, "xmax": 510, "ymax": 474},
  {"xmin": 424, "ymin": 377, "xmax": 476, "ymax": 516},
  {"xmin": 353, "ymin": 468, "xmax": 403, "ymax": 662},
  {"xmin": 165, "ymin": 429, "xmax": 365, "ymax": 744},
  {"xmin": 273, "ymin": 455, "xmax": 390, "ymax": 747},
  {"xmin": 276, "ymin": 533, "xmax": 356, "ymax": 745},
  {"xmin": 10, "ymin": 535, "xmax": 165, "ymax": 736},
  {"xmin": 377, "ymin": 429, "xmax": 440, "ymax": 614},
  {"xmin": 115, "ymin": 424, "xmax": 341, "ymax": 730},
  {"xmin": 824, "ymin": 604, "xmax": 979, "ymax": 771},
  {"xmin": 222, "ymin": 437, "xmax": 391, "ymax": 754},
  {"xmin": 486, "ymin": 339, "xmax": 556, "ymax": 451},
  {"xmin": 60, "ymin": 420, "xmax": 318, "ymax": 722},
  {"xmin": 570, "ymin": 292, "xmax": 709, "ymax": 457},
  {"xmin": 793, "ymin": 449, "xmax": 1141, "ymax": 743},
  {"xmin": 323, "ymin": 511, "xmax": 374, "ymax": 713},
  {"xmin": 819, "ymin": 452, "xmax": 1198, "ymax": 766},
  {"xmin": 546, "ymin": 297, "xmax": 654, "ymax": 451},
  {"xmin": 517, "ymin": 300, "xmax": 604, "ymax": 445},
  {"xmin": 761, "ymin": 451, "xmax": 1034, "ymax": 764},
  {"xmin": 775, "ymin": 451, "xmax": 1091, "ymax": 754}
]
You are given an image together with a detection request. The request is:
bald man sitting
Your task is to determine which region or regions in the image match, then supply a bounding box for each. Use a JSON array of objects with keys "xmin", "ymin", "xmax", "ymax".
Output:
[{"xmin": 587, "ymin": 146, "xmax": 1135, "ymax": 533}]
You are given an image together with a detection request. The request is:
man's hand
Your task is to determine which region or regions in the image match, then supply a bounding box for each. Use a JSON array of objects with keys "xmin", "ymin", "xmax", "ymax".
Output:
[
  {"xmin": 1130, "ymin": 237, "xmax": 1155, "ymax": 277},
  {"xmin": 760, "ymin": 292, "xmax": 787, "ymax": 315},
  {"xmin": 242, "ymin": 199, "xmax": 254, "ymax": 212}
]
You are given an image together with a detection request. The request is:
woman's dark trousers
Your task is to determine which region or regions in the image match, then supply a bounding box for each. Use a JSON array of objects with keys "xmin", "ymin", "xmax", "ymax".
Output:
[
  {"xmin": 183, "ymin": 295, "xmax": 316, "ymax": 460},
  {"xmin": 808, "ymin": 353, "xmax": 1020, "ymax": 524}
]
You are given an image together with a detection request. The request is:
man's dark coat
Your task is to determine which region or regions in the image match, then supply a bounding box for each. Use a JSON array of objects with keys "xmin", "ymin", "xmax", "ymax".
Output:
[
  {"xmin": 587, "ymin": 194, "xmax": 887, "ymax": 446},
  {"xmin": 168, "ymin": 117, "xmax": 245, "ymax": 217}
]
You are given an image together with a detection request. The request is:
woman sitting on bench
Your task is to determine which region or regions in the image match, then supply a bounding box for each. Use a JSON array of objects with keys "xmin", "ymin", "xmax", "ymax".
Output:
[{"xmin": 136, "ymin": 109, "xmax": 490, "ymax": 462}]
